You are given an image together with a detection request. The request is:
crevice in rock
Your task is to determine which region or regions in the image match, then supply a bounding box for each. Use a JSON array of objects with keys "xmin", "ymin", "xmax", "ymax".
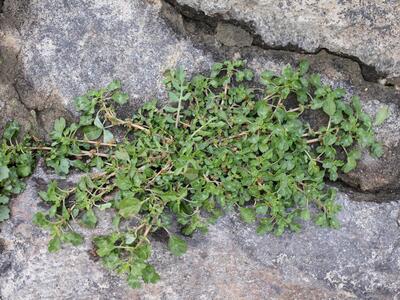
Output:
[
  {"xmin": 0, "ymin": 0, "xmax": 4, "ymax": 13},
  {"xmin": 163, "ymin": 0, "xmax": 397, "ymax": 88},
  {"xmin": 161, "ymin": 0, "xmax": 400, "ymax": 202},
  {"xmin": 328, "ymin": 181, "xmax": 400, "ymax": 203}
]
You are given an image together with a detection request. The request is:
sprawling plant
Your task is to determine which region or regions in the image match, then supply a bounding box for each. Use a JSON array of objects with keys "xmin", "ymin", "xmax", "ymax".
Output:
[{"xmin": 0, "ymin": 60, "xmax": 388, "ymax": 287}]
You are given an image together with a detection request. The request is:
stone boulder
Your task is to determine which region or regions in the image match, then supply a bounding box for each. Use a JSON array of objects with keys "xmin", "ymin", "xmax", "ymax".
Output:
[
  {"xmin": 172, "ymin": 0, "xmax": 400, "ymax": 83},
  {"xmin": 1, "ymin": 0, "xmax": 400, "ymax": 299},
  {"xmin": 1, "ymin": 161, "xmax": 399, "ymax": 299}
]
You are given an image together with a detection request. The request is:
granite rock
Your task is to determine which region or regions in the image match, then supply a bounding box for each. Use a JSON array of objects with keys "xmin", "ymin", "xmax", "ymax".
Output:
[
  {"xmin": 174, "ymin": 0, "xmax": 400, "ymax": 81},
  {"xmin": 0, "ymin": 162, "xmax": 399, "ymax": 299},
  {"xmin": 1, "ymin": 0, "xmax": 400, "ymax": 299}
]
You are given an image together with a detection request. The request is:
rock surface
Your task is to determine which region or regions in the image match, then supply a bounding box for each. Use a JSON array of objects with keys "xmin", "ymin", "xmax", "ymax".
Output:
[
  {"xmin": 173, "ymin": 0, "xmax": 400, "ymax": 81},
  {"xmin": 1, "ymin": 0, "xmax": 213, "ymax": 134},
  {"xmin": 1, "ymin": 0, "xmax": 400, "ymax": 299},
  {"xmin": 0, "ymin": 1, "xmax": 35, "ymax": 133},
  {"xmin": 1, "ymin": 162, "xmax": 400, "ymax": 300}
]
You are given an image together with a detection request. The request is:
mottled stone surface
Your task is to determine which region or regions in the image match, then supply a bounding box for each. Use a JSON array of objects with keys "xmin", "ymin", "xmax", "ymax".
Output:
[
  {"xmin": 1, "ymin": 0, "xmax": 400, "ymax": 299},
  {"xmin": 0, "ymin": 1, "xmax": 34, "ymax": 133},
  {"xmin": 20, "ymin": 0, "xmax": 211, "ymax": 109},
  {"xmin": 175, "ymin": 0, "xmax": 400, "ymax": 80},
  {"xmin": 1, "ymin": 0, "xmax": 399, "ymax": 191},
  {"xmin": 1, "ymin": 162, "xmax": 400, "ymax": 299}
]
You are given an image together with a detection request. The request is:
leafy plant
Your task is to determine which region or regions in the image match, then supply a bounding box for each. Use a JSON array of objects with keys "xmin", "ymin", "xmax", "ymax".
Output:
[
  {"xmin": 0, "ymin": 60, "xmax": 388, "ymax": 288},
  {"xmin": 0, "ymin": 121, "xmax": 35, "ymax": 222}
]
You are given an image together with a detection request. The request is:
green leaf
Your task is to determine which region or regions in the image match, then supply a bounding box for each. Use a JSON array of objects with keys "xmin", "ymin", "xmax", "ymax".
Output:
[
  {"xmin": 255, "ymin": 101, "xmax": 270, "ymax": 118},
  {"xmin": 352, "ymin": 96, "xmax": 362, "ymax": 114},
  {"xmin": 103, "ymin": 129, "xmax": 114, "ymax": 143},
  {"xmin": 33, "ymin": 212, "xmax": 48, "ymax": 227},
  {"xmin": 371, "ymin": 142, "xmax": 384, "ymax": 158},
  {"xmin": 115, "ymin": 149, "xmax": 130, "ymax": 161},
  {"xmin": 107, "ymin": 80, "xmax": 121, "ymax": 92},
  {"xmin": 300, "ymin": 210, "xmax": 311, "ymax": 221},
  {"xmin": 3, "ymin": 121, "xmax": 20, "ymax": 140},
  {"xmin": 142, "ymin": 265, "xmax": 160, "ymax": 284},
  {"xmin": 57, "ymin": 158, "xmax": 70, "ymax": 175},
  {"xmin": 74, "ymin": 96, "xmax": 91, "ymax": 112},
  {"xmin": 82, "ymin": 126, "xmax": 103, "ymax": 140},
  {"xmin": 0, "ymin": 166, "xmax": 10, "ymax": 181},
  {"xmin": 94, "ymin": 115, "xmax": 104, "ymax": 129},
  {"xmin": 0, "ymin": 205, "xmax": 10, "ymax": 222},
  {"xmin": 112, "ymin": 92, "xmax": 129, "ymax": 105},
  {"xmin": 168, "ymin": 235, "xmax": 187, "ymax": 256},
  {"xmin": 48, "ymin": 237, "xmax": 61, "ymax": 252},
  {"xmin": 374, "ymin": 105, "xmax": 389, "ymax": 126},
  {"xmin": 63, "ymin": 232, "xmax": 84, "ymax": 246},
  {"xmin": 342, "ymin": 158, "xmax": 356, "ymax": 173},
  {"xmin": 119, "ymin": 198, "xmax": 141, "ymax": 219},
  {"xmin": 0, "ymin": 195, "xmax": 9, "ymax": 205},
  {"xmin": 82, "ymin": 209, "xmax": 97, "ymax": 228},
  {"xmin": 323, "ymin": 98, "xmax": 336, "ymax": 116},
  {"xmin": 54, "ymin": 118, "xmax": 66, "ymax": 134},
  {"xmin": 17, "ymin": 164, "xmax": 32, "ymax": 178},
  {"xmin": 239, "ymin": 207, "xmax": 256, "ymax": 224},
  {"xmin": 299, "ymin": 60, "xmax": 310, "ymax": 75}
]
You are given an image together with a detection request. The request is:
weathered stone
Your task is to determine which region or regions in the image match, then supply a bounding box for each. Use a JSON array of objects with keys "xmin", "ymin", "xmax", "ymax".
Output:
[
  {"xmin": 1, "ymin": 0, "xmax": 400, "ymax": 298},
  {"xmin": 17, "ymin": 0, "xmax": 212, "ymax": 116},
  {"xmin": 215, "ymin": 22, "xmax": 253, "ymax": 47},
  {"xmin": 1, "ymin": 162, "xmax": 399, "ymax": 299},
  {"xmin": 174, "ymin": 0, "xmax": 400, "ymax": 81},
  {"xmin": 164, "ymin": 5, "xmax": 400, "ymax": 193},
  {"xmin": 0, "ymin": 3, "xmax": 34, "ymax": 134}
]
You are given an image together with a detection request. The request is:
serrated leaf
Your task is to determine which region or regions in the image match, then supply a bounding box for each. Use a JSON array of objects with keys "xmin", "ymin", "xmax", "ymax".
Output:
[{"xmin": 299, "ymin": 60, "xmax": 310, "ymax": 75}]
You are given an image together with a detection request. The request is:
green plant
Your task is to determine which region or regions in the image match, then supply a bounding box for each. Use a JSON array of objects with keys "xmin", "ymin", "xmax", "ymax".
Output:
[
  {"xmin": 0, "ymin": 60, "xmax": 389, "ymax": 288},
  {"xmin": 0, "ymin": 121, "xmax": 35, "ymax": 222}
]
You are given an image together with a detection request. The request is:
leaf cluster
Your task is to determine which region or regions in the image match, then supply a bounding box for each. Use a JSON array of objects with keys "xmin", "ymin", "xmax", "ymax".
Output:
[
  {"xmin": 0, "ymin": 60, "xmax": 389, "ymax": 288},
  {"xmin": 0, "ymin": 122, "xmax": 35, "ymax": 222}
]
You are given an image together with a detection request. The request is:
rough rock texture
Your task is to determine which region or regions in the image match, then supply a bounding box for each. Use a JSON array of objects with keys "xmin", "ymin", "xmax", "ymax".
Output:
[
  {"xmin": 1, "ymin": 162, "xmax": 400, "ymax": 300},
  {"xmin": 0, "ymin": 0, "xmax": 213, "ymax": 135},
  {"xmin": 0, "ymin": 1, "xmax": 35, "ymax": 133},
  {"xmin": 174, "ymin": 0, "xmax": 400, "ymax": 82},
  {"xmin": 1, "ymin": 0, "xmax": 400, "ymax": 299},
  {"xmin": 1, "ymin": 0, "xmax": 399, "ymax": 192},
  {"xmin": 162, "ymin": 5, "xmax": 400, "ymax": 193}
]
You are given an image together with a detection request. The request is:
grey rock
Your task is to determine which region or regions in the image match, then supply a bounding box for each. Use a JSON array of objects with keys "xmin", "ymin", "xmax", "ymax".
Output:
[
  {"xmin": 0, "ymin": 0, "xmax": 213, "ymax": 135},
  {"xmin": 175, "ymin": 0, "xmax": 400, "ymax": 80},
  {"xmin": 0, "ymin": 2, "xmax": 35, "ymax": 133},
  {"xmin": 1, "ymin": 0, "xmax": 400, "ymax": 299},
  {"xmin": 215, "ymin": 22, "xmax": 253, "ymax": 47},
  {"xmin": 1, "ymin": 162, "xmax": 400, "ymax": 299},
  {"xmin": 1, "ymin": 0, "xmax": 399, "ymax": 191}
]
